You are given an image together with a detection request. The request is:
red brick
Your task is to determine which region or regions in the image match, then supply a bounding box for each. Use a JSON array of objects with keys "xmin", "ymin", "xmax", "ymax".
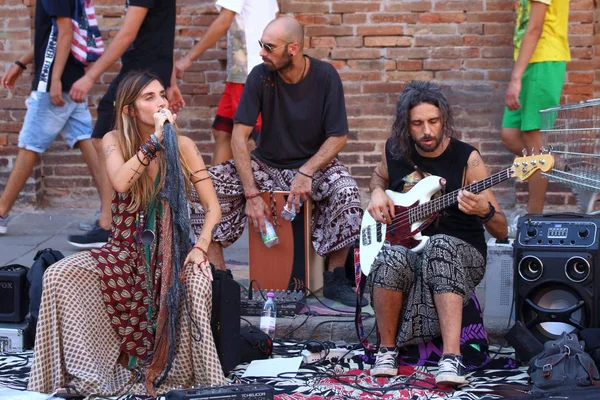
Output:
[
  {"xmin": 396, "ymin": 60, "xmax": 424, "ymax": 71},
  {"xmin": 386, "ymin": 71, "xmax": 435, "ymax": 81},
  {"xmin": 364, "ymin": 36, "xmax": 412, "ymax": 47},
  {"xmin": 296, "ymin": 14, "xmax": 342, "ymax": 25},
  {"xmin": 331, "ymin": 48, "xmax": 381, "ymax": 60},
  {"xmin": 336, "ymin": 36, "xmax": 363, "ymax": 48},
  {"xmin": 357, "ymin": 25, "xmax": 404, "ymax": 36},
  {"xmin": 414, "ymin": 35, "xmax": 463, "ymax": 47},
  {"xmin": 305, "ymin": 25, "xmax": 353, "ymax": 37},
  {"xmin": 311, "ymin": 37, "xmax": 336, "ymax": 48},
  {"xmin": 424, "ymin": 59, "xmax": 461, "ymax": 70},
  {"xmin": 370, "ymin": 13, "xmax": 419, "ymax": 24},
  {"xmin": 418, "ymin": 12, "xmax": 466, "ymax": 24},
  {"xmin": 383, "ymin": 1, "xmax": 433, "ymax": 12},
  {"xmin": 567, "ymin": 72, "xmax": 594, "ymax": 84},
  {"xmin": 280, "ymin": 3, "xmax": 329, "ymax": 13},
  {"xmin": 343, "ymin": 13, "xmax": 367, "ymax": 25},
  {"xmin": 332, "ymin": 2, "xmax": 381, "ymax": 12}
]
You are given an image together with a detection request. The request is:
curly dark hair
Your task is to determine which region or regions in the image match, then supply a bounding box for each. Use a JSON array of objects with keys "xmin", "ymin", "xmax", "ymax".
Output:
[{"xmin": 388, "ymin": 80, "xmax": 456, "ymax": 160}]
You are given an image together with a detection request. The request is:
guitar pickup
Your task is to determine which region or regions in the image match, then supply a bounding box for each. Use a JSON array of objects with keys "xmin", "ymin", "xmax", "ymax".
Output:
[
  {"xmin": 376, "ymin": 222, "xmax": 382, "ymax": 242},
  {"xmin": 362, "ymin": 226, "xmax": 372, "ymax": 245}
]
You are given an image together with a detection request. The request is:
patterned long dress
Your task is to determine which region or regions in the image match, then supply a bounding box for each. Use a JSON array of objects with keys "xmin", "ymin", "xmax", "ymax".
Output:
[{"xmin": 28, "ymin": 192, "xmax": 226, "ymax": 396}]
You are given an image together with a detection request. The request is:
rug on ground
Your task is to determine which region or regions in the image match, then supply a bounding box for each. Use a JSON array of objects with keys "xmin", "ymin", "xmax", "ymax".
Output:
[{"xmin": 1, "ymin": 345, "xmax": 529, "ymax": 399}]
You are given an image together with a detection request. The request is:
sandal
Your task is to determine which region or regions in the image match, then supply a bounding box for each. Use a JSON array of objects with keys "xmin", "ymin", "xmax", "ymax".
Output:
[{"xmin": 54, "ymin": 385, "xmax": 84, "ymax": 399}]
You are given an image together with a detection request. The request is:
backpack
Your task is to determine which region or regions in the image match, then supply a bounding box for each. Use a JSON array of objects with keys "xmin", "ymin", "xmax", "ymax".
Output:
[
  {"xmin": 68, "ymin": 0, "xmax": 104, "ymax": 65},
  {"xmin": 528, "ymin": 332, "xmax": 600, "ymax": 392},
  {"xmin": 27, "ymin": 248, "xmax": 64, "ymax": 345}
]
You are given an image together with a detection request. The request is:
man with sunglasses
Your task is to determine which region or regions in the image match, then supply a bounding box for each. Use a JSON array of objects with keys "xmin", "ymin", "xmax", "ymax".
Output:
[
  {"xmin": 191, "ymin": 17, "xmax": 365, "ymax": 307},
  {"xmin": 175, "ymin": 0, "xmax": 278, "ymax": 165}
]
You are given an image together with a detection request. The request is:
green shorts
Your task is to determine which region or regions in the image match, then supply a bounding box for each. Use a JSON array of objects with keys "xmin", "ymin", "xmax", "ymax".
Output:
[{"xmin": 502, "ymin": 61, "xmax": 566, "ymax": 132}]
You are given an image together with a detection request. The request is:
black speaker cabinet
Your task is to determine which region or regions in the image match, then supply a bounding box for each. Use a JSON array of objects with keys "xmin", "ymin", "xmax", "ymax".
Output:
[
  {"xmin": 514, "ymin": 213, "xmax": 600, "ymax": 344},
  {"xmin": 0, "ymin": 265, "xmax": 29, "ymax": 323}
]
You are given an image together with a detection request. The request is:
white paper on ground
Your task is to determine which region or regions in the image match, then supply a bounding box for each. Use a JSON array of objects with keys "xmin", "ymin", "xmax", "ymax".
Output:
[{"xmin": 242, "ymin": 356, "xmax": 303, "ymax": 378}]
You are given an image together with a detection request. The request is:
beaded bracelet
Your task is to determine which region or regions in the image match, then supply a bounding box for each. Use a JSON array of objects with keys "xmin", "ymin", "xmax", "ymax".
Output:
[
  {"xmin": 150, "ymin": 134, "xmax": 163, "ymax": 151},
  {"xmin": 140, "ymin": 140, "xmax": 157, "ymax": 161},
  {"xmin": 297, "ymin": 170, "xmax": 313, "ymax": 179}
]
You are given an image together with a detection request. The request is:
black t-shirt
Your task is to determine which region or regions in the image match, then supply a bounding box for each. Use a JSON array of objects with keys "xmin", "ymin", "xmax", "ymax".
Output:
[
  {"xmin": 385, "ymin": 137, "xmax": 487, "ymax": 258},
  {"xmin": 120, "ymin": 0, "xmax": 175, "ymax": 88},
  {"xmin": 235, "ymin": 57, "xmax": 349, "ymax": 169},
  {"xmin": 32, "ymin": 0, "xmax": 85, "ymax": 93}
]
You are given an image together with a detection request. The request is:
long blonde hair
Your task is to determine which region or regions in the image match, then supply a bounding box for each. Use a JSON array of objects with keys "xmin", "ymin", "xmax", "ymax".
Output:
[{"xmin": 114, "ymin": 71, "xmax": 193, "ymax": 211}]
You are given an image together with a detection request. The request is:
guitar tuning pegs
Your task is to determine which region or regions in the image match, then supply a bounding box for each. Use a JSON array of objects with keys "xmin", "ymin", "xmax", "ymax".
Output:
[
  {"xmin": 521, "ymin": 148, "xmax": 527, "ymax": 157},
  {"xmin": 531, "ymin": 147, "xmax": 536, "ymax": 156}
]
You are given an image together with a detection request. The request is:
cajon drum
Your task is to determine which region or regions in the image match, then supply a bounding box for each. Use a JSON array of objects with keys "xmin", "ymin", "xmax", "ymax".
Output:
[{"xmin": 248, "ymin": 191, "xmax": 324, "ymax": 293}]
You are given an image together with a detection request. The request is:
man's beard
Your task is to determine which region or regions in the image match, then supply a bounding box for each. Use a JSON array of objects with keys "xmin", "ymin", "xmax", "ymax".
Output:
[
  {"xmin": 414, "ymin": 134, "xmax": 444, "ymax": 153},
  {"xmin": 264, "ymin": 50, "xmax": 293, "ymax": 72}
]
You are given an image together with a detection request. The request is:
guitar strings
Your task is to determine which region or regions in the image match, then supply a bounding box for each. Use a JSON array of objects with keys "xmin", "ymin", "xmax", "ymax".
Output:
[{"xmin": 364, "ymin": 168, "xmax": 513, "ymax": 233}]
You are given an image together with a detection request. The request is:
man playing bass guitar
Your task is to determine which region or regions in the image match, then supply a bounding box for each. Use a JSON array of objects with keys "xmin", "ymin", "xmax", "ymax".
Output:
[{"xmin": 366, "ymin": 81, "xmax": 508, "ymax": 385}]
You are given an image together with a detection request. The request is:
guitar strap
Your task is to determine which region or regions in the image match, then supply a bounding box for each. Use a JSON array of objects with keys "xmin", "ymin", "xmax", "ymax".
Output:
[{"xmin": 354, "ymin": 244, "xmax": 379, "ymax": 354}]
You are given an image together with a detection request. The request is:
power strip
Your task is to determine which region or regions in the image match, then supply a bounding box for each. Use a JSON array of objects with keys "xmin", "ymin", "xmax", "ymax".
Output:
[{"xmin": 301, "ymin": 348, "xmax": 354, "ymax": 364}]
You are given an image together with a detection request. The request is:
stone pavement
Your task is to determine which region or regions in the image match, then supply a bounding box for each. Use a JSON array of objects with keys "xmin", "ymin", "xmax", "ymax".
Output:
[{"xmin": 0, "ymin": 206, "xmax": 510, "ymax": 345}]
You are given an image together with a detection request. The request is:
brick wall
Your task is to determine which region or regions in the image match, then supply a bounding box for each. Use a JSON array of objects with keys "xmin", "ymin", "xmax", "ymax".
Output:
[{"xmin": 0, "ymin": 0, "xmax": 598, "ymax": 210}]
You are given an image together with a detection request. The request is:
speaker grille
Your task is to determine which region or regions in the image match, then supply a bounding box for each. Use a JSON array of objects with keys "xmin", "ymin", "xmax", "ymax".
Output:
[
  {"xmin": 523, "ymin": 286, "xmax": 586, "ymax": 342},
  {"xmin": 0, "ymin": 281, "xmax": 15, "ymax": 314}
]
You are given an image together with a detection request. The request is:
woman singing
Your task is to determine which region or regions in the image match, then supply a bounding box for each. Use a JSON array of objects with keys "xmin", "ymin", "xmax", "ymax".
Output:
[{"xmin": 28, "ymin": 71, "xmax": 226, "ymax": 397}]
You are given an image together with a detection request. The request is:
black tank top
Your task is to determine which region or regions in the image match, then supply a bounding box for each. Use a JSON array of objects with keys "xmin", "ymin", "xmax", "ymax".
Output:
[{"xmin": 385, "ymin": 137, "xmax": 486, "ymax": 258}]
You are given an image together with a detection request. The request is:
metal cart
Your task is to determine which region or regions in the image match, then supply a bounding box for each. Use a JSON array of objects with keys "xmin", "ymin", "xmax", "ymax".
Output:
[{"xmin": 540, "ymin": 98, "xmax": 600, "ymax": 213}]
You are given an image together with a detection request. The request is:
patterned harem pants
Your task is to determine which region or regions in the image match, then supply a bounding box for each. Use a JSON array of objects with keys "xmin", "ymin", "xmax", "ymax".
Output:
[
  {"xmin": 369, "ymin": 234, "xmax": 485, "ymax": 347},
  {"xmin": 27, "ymin": 251, "xmax": 226, "ymax": 396},
  {"xmin": 190, "ymin": 155, "xmax": 363, "ymax": 257}
]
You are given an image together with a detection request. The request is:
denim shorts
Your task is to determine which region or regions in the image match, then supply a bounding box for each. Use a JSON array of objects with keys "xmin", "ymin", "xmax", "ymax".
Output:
[{"xmin": 18, "ymin": 91, "xmax": 93, "ymax": 153}]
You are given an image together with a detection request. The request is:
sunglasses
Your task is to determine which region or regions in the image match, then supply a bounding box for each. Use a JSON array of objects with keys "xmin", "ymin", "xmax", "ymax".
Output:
[{"xmin": 258, "ymin": 39, "xmax": 290, "ymax": 53}]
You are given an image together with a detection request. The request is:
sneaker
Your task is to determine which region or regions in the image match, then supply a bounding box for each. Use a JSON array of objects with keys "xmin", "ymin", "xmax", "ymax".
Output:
[
  {"xmin": 0, "ymin": 215, "xmax": 7, "ymax": 235},
  {"xmin": 371, "ymin": 347, "xmax": 398, "ymax": 377},
  {"xmin": 323, "ymin": 267, "xmax": 368, "ymax": 307},
  {"xmin": 79, "ymin": 207, "xmax": 102, "ymax": 231},
  {"xmin": 67, "ymin": 222, "xmax": 110, "ymax": 249},
  {"xmin": 436, "ymin": 354, "xmax": 467, "ymax": 386}
]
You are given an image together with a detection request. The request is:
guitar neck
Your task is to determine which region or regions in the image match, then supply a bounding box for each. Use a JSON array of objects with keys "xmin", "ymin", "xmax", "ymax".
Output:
[{"xmin": 411, "ymin": 168, "xmax": 513, "ymax": 223}]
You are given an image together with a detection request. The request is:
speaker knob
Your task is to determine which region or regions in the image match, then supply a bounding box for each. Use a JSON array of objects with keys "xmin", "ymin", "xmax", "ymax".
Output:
[
  {"xmin": 527, "ymin": 227, "xmax": 537, "ymax": 237},
  {"xmin": 578, "ymin": 227, "xmax": 589, "ymax": 238}
]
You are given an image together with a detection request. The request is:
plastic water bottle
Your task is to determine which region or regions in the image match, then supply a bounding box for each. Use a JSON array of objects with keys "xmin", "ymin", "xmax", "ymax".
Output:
[
  {"xmin": 261, "ymin": 217, "xmax": 279, "ymax": 247},
  {"xmin": 280, "ymin": 200, "xmax": 303, "ymax": 221},
  {"xmin": 260, "ymin": 292, "xmax": 277, "ymax": 338}
]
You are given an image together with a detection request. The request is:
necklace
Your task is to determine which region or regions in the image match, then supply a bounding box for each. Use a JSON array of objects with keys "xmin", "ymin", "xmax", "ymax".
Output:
[{"xmin": 297, "ymin": 56, "xmax": 307, "ymax": 83}]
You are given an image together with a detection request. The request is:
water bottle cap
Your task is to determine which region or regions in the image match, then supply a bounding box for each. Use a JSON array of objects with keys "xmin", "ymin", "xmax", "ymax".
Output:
[{"xmin": 267, "ymin": 292, "xmax": 275, "ymax": 298}]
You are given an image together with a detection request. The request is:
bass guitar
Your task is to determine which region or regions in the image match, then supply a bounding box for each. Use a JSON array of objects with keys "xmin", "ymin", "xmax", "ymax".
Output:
[{"xmin": 359, "ymin": 154, "xmax": 554, "ymax": 275}]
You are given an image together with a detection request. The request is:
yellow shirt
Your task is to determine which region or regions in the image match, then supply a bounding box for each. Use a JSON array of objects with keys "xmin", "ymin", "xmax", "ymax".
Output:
[{"xmin": 513, "ymin": 0, "xmax": 570, "ymax": 63}]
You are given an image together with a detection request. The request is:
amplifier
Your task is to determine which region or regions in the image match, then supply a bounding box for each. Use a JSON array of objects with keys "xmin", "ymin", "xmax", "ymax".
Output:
[
  {"xmin": 516, "ymin": 213, "xmax": 600, "ymax": 249},
  {"xmin": 0, "ymin": 265, "xmax": 29, "ymax": 323},
  {"xmin": 166, "ymin": 384, "xmax": 273, "ymax": 400},
  {"xmin": 240, "ymin": 290, "xmax": 305, "ymax": 317}
]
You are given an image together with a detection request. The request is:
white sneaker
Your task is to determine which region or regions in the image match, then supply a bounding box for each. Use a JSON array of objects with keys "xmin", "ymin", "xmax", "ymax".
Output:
[
  {"xmin": 436, "ymin": 354, "xmax": 467, "ymax": 386},
  {"xmin": 371, "ymin": 347, "xmax": 398, "ymax": 377},
  {"xmin": 0, "ymin": 215, "xmax": 8, "ymax": 235}
]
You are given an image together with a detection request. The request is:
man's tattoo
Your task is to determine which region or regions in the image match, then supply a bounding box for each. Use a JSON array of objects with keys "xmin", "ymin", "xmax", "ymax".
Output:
[
  {"xmin": 468, "ymin": 154, "xmax": 482, "ymax": 169},
  {"xmin": 198, "ymin": 237, "xmax": 209, "ymax": 247},
  {"xmin": 205, "ymin": 206, "xmax": 211, "ymax": 214},
  {"xmin": 195, "ymin": 145, "xmax": 201, "ymax": 157},
  {"xmin": 103, "ymin": 145, "xmax": 116, "ymax": 159}
]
